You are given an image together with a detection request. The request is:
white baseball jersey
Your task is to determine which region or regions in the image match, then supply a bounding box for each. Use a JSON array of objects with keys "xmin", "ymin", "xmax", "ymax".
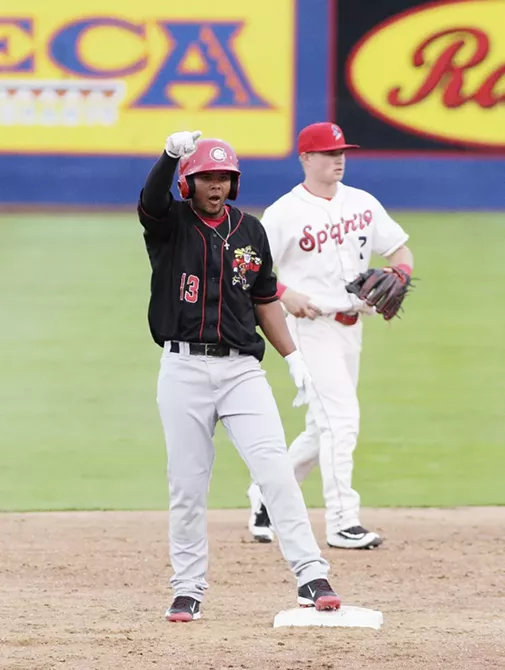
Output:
[{"xmin": 262, "ymin": 183, "xmax": 409, "ymax": 313}]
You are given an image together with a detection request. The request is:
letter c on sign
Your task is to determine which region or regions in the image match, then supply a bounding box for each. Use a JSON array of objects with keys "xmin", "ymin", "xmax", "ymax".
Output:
[{"xmin": 49, "ymin": 18, "xmax": 147, "ymax": 77}]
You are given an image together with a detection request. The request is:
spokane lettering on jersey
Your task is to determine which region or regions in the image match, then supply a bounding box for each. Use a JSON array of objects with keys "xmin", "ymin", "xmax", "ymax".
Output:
[{"xmin": 299, "ymin": 210, "xmax": 373, "ymax": 253}]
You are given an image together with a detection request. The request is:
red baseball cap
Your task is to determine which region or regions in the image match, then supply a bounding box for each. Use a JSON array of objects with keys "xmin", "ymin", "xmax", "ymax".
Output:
[{"xmin": 297, "ymin": 122, "xmax": 360, "ymax": 154}]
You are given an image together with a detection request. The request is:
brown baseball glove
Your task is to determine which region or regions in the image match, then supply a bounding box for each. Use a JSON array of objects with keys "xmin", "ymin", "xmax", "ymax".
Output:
[{"xmin": 345, "ymin": 267, "xmax": 413, "ymax": 321}]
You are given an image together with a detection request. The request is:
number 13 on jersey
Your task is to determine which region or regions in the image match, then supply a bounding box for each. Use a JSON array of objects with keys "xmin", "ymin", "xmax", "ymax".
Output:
[{"xmin": 180, "ymin": 273, "xmax": 200, "ymax": 303}]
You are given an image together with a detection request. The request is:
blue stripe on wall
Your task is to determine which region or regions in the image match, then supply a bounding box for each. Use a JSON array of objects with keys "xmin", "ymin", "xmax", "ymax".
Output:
[
  {"xmin": 1, "ymin": 154, "xmax": 504, "ymax": 210},
  {"xmin": 344, "ymin": 156, "xmax": 505, "ymax": 211}
]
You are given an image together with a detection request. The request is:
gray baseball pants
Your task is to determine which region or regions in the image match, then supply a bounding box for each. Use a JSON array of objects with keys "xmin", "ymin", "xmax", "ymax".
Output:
[{"xmin": 156, "ymin": 341, "xmax": 330, "ymax": 601}]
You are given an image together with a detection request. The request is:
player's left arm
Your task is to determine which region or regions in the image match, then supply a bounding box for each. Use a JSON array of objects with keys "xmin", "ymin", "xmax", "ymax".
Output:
[
  {"xmin": 369, "ymin": 197, "xmax": 414, "ymax": 274},
  {"xmin": 252, "ymin": 223, "xmax": 312, "ymax": 405},
  {"xmin": 255, "ymin": 301, "xmax": 295, "ymax": 357},
  {"xmin": 250, "ymin": 219, "xmax": 279, "ymax": 305},
  {"xmin": 251, "ymin": 221, "xmax": 295, "ymax": 357},
  {"xmin": 384, "ymin": 244, "xmax": 414, "ymax": 272},
  {"xmin": 345, "ymin": 198, "xmax": 416, "ymax": 320},
  {"xmin": 255, "ymin": 301, "xmax": 312, "ymax": 407}
]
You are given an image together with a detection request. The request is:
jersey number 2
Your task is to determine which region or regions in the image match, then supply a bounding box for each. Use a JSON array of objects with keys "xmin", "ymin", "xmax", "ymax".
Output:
[{"xmin": 180, "ymin": 273, "xmax": 200, "ymax": 303}]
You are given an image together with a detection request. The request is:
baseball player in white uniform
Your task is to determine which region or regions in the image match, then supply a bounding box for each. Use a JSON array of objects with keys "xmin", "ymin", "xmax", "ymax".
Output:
[{"xmin": 248, "ymin": 122, "xmax": 414, "ymax": 550}]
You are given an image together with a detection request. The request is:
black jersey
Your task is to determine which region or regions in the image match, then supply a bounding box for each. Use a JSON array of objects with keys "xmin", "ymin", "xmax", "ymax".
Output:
[{"xmin": 138, "ymin": 154, "xmax": 278, "ymax": 361}]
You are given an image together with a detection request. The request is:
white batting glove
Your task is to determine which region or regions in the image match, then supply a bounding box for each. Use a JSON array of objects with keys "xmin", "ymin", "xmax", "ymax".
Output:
[
  {"xmin": 165, "ymin": 130, "xmax": 202, "ymax": 159},
  {"xmin": 284, "ymin": 350, "xmax": 313, "ymax": 407}
]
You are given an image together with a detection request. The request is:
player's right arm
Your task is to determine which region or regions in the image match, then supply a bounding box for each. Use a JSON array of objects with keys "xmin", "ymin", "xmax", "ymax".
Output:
[
  {"xmin": 138, "ymin": 130, "xmax": 202, "ymax": 227},
  {"xmin": 140, "ymin": 153, "xmax": 178, "ymax": 219},
  {"xmin": 261, "ymin": 203, "xmax": 321, "ymax": 320}
]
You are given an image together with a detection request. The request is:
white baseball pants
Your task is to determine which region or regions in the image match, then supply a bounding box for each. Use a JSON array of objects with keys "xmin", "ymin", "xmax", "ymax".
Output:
[{"xmin": 287, "ymin": 314, "xmax": 363, "ymax": 536}]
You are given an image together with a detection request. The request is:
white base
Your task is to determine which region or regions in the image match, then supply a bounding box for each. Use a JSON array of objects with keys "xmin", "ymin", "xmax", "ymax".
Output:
[{"xmin": 273, "ymin": 605, "xmax": 383, "ymax": 629}]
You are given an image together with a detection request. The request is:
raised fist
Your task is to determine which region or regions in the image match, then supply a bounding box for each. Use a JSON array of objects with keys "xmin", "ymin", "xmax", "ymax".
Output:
[{"xmin": 165, "ymin": 130, "xmax": 202, "ymax": 159}]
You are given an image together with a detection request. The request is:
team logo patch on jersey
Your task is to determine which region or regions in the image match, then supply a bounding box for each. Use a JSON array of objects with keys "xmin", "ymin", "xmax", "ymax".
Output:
[
  {"xmin": 232, "ymin": 245, "xmax": 262, "ymax": 290},
  {"xmin": 210, "ymin": 147, "xmax": 227, "ymax": 162}
]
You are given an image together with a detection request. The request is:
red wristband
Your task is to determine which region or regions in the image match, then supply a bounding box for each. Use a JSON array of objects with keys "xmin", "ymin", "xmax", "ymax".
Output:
[
  {"xmin": 396, "ymin": 264, "xmax": 412, "ymax": 277},
  {"xmin": 276, "ymin": 282, "xmax": 288, "ymax": 298}
]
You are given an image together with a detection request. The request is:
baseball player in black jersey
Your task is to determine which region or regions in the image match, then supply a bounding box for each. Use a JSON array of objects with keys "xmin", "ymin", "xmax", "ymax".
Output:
[{"xmin": 138, "ymin": 130, "xmax": 341, "ymax": 622}]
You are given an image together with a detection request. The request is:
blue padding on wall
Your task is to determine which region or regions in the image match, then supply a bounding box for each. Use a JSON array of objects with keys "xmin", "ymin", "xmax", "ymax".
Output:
[
  {"xmin": 345, "ymin": 156, "xmax": 505, "ymax": 211},
  {"xmin": 1, "ymin": 154, "xmax": 503, "ymax": 210}
]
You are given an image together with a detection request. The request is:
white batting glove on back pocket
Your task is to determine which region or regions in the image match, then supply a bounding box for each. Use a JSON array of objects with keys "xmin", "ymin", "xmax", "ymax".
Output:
[
  {"xmin": 284, "ymin": 350, "xmax": 314, "ymax": 407},
  {"xmin": 165, "ymin": 130, "xmax": 202, "ymax": 158}
]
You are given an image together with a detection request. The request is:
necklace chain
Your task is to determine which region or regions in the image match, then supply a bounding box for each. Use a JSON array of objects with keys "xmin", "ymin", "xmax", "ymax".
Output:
[{"xmin": 211, "ymin": 211, "xmax": 232, "ymax": 250}]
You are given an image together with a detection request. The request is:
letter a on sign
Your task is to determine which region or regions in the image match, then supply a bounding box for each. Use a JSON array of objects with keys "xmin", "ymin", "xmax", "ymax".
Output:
[{"xmin": 132, "ymin": 22, "xmax": 270, "ymax": 108}]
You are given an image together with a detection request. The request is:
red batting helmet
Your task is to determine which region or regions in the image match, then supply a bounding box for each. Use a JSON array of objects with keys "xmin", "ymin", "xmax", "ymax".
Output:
[
  {"xmin": 178, "ymin": 139, "xmax": 241, "ymax": 200},
  {"xmin": 297, "ymin": 122, "xmax": 360, "ymax": 154}
]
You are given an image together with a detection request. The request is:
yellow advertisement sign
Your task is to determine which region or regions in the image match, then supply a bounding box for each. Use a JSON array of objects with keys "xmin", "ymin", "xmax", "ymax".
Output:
[
  {"xmin": 0, "ymin": 0, "xmax": 295, "ymax": 156},
  {"xmin": 347, "ymin": 0, "xmax": 505, "ymax": 149}
]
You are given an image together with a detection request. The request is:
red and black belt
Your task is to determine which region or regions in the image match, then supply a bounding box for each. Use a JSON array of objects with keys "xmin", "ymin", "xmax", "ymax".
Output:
[{"xmin": 334, "ymin": 312, "xmax": 359, "ymax": 326}]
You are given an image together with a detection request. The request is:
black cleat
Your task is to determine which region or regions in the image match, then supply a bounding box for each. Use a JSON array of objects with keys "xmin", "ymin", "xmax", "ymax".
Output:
[
  {"xmin": 297, "ymin": 579, "xmax": 341, "ymax": 611},
  {"xmin": 327, "ymin": 525, "xmax": 383, "ymax": 550},
  {"xmin": 248, "ymin": 503, "xmax": 274, "ymax": 543},
  {"xmin": 165, "ymin": 596, "xmax": 201, "ymax": 622}
]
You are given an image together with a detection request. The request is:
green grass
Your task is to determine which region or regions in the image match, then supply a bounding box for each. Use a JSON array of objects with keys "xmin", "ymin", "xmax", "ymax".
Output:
[{"xmin": 0, "ymin": 212, "xmax": 504, "ymax": 511}]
